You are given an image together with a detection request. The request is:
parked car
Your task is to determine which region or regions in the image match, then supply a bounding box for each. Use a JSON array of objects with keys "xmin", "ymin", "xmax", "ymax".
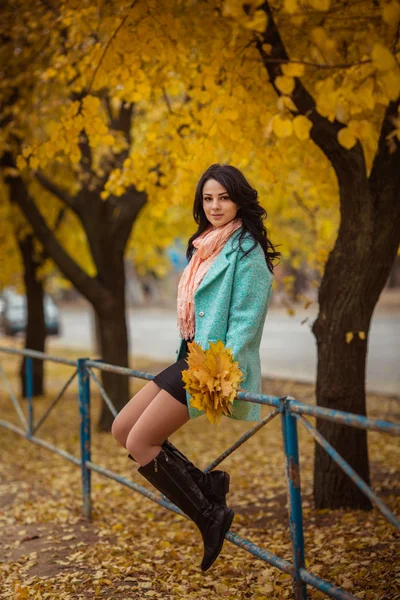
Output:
[{"xmin": 0, "ymin": 291, "xmax": 61, "ymax": 337}]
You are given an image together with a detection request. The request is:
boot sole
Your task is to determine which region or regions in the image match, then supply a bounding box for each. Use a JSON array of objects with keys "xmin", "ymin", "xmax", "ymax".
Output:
[{"xmin": 200, "ymin": 508, "xmax": 235, "ymax": 572}]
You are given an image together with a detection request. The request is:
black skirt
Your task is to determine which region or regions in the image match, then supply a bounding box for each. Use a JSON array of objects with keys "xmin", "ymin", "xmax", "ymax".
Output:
[{"xmin": 152, "ymin": 338, "xmax": 193, "ymax": 405}]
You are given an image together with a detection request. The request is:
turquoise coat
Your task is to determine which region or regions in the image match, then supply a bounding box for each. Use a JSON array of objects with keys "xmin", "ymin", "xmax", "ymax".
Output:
[{"xmin": 175, "ymin": 227, "xmax": 273, "ymax": 422}]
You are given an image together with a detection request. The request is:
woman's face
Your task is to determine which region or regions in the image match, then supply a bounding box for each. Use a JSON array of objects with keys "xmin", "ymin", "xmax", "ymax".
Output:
[{"xmin": 202, "ymin": 178, "xmax": 239, "ymax": 229}]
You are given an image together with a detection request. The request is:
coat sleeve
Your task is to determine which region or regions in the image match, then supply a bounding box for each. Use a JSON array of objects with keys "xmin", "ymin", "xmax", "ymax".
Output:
[{"xmin": 225, "ymin": 243, "xmax": 273, "ymax": 383}]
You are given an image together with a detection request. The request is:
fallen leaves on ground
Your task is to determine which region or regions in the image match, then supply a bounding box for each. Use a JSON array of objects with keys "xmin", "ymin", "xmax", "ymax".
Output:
[{"xmin": 0, "ymin": 347, "xmax": 399, "ymax": 599}]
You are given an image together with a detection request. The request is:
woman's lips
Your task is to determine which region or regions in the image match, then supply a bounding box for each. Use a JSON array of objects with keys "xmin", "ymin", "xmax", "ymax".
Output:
[{"xmin": 211, "ymin": 214, "xmax": 224, "ymax": 218}]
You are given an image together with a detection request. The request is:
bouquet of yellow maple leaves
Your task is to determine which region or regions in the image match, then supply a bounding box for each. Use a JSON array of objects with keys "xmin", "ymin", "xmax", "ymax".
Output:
[{"xmin": 182, "ymin": 339, "xmax": 245, "ymax": 425}]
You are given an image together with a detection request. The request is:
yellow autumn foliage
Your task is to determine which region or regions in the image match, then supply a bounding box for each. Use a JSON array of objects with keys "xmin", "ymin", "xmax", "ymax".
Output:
[
  {"xmin": 282, "ymin": 61, "xmax": 305, "ymax": 78},
  {"xmin": 182, "ymin": 340, "xmax": 244, "ymax": 425},
  {"xmin": 371, "ymin": 43, "xmax": 398, "ymax": 72},
  {"xmin": 272, "ymin": 115, "xmax": 294, "ymax": 138},
  {"xmin": 293, "ymin": 115, "xmax": 313, "ymax": 140},
  {"xmin": 0, "ymin": 0, "xmax": 399, "ymax": 295},
  {"xmin": 383, "ymin": 1, "xmax": 400, "ymax": 26},
  {"xmin": 275, "ymin": 75, "xmax": 295, "ymax": 95},
  {"xmin": 338, "ymin": 127, "xmax": 358, "ymax": 150}
]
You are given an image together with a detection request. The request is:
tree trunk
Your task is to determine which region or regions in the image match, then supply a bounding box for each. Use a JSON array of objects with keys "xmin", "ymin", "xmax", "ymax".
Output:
[
  {"xmin": 312, "ymin": 294, "xmax": 372, "ymax": 510},
  {"xmin": 96, "ymin": 292, "xmax": 130, "ymax": 432},
  {"xmin": 387, "ymin": 256, "xmax": 400, "ymax": 288},
  {"xmin": 256, "ymin": 3, "xmax": 400, "ymax": 509},
  {"xmin": 1, "ymin": 101, "xmax": 146, "ymax": 431},
  {"xmin": 91, "ymin": 306, "xmax": 102, "ymax": 356},
  {"xmin": 312, "ymin": 173, "xmax": 400, "ymax": 508},
  {"xmin": 18, "ymin": 235, "xmax": 46, "ymax": 398}
]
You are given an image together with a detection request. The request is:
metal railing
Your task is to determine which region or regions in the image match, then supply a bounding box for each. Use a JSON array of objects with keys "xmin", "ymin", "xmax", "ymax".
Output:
[{"xmin": 0, "ymin": 345, "xmax": 399, "ymax": 600}]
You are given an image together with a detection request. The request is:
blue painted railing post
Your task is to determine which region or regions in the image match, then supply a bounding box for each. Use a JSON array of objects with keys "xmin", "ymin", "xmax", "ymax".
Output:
[
  {"xmin": 25, "ymin": 356, "xmax": 33, "ymax": 436},
  {"xmin": 78, "ymin": 358, "xmax": 91, "ymax": 520},
  {"xmin": 282, "ymin": 400, "xmax": 307, "ymax": 600}
]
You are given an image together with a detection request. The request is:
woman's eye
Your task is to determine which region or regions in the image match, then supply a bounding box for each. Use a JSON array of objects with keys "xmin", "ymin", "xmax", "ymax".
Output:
[{"xmin": 203, "ymin": 196, "xmax": 230, "ymax": 201}]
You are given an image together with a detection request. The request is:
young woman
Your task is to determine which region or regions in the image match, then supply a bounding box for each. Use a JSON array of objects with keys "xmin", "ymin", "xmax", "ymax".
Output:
[{"xmin": 111, "ymin": 164, "xmax": 280, "ymax": 571}]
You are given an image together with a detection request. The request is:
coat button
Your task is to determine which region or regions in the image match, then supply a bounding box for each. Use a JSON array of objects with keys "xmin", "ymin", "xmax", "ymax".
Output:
[{"xmin": 199, "ymin": 311, "xmax": 204, "ymax": 317}]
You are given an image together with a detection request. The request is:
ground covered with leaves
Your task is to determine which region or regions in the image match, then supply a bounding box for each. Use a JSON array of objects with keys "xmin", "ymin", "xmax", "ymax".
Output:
[{"xmin": 0, "ymin": 347, "xmax": 399, "ymax": 599}]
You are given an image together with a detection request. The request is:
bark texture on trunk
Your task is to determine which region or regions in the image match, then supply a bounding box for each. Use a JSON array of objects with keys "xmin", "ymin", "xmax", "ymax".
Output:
[
  {"xmin": 257, "ymin": 4, "xmax": 400, "ymax": 509},
  {"xmin": 311, "ymin": 265, "xmax": 372, "ymax": 509},
  {"xmin": 96, "ymin": 300, "xmax": 130, "ymax": 431},
  {"xmin": 18, "ymin": 235, "xmax": 46, "ymax": 398},
  {"xmin": 310, "ymin": 101, "xmax": 400, "ymax": 508},
  {"xmin": 89, "ymin": 235, "xmax": 131, "ymax": 431}
]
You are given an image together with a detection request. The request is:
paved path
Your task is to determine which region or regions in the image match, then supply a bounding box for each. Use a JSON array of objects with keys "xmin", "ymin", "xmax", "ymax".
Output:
[{"xmin": 48, "ymin": 304, "xmax": 400, "ymax": 397}]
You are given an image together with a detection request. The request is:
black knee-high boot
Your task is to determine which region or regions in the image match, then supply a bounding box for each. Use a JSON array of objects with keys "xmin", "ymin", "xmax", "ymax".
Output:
[
  {"xmin": 162, "ymin": 440, "xmax": 230, "ymax": 506},
  {"xmin": 137, "ymin": 446, "xmax": 234, "ymax": 571},
  {"xmin": 128, "ymin": 440, "xmax": 230, "ymax": 506}
]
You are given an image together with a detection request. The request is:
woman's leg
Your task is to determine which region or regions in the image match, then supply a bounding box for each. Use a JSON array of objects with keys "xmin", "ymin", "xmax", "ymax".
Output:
[
  {"xmin": 111, "ymin": 381, "xmax": 162, "ymax": 448},
  {"xmin": 126, "ymin": 390, "xmax": 190, "ymax": 467}
]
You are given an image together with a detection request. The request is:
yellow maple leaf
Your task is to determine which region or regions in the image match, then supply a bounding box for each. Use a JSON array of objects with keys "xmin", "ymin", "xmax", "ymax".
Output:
[
  {"xmin": 16, "ymin": 156, "xmax": 27, "ymax": 171},
  {"xmin": 293, "ymin": 115, "xmax": 312, "ymax": 140},
  {"xmin": 22, "ymin": 145, "xmax": 33, "ymax": 158},
  {"xmin": 371, "ymin": 43, "xmax": 397, "ymax": 71},
  {"xmin": 383, "ymin": 1, "xmax": 400, "ymax": 26},
  {"xmin": 281, "ymin": 95, "xmax": 298, "ymax": 111},
  {"xmin": 311, "ymin": 27, "xmax": 328, "ymax": 49},
  {"xmin": 244, "ymin": 10, "xmax": 268, "ymax": 33},
  {"xmin": 283, "ymin": 0, "xmax": 299, "ymax": 14},
  {"xmin": 272, "ymin": 115, "xmax": 293, "ymax": 138},
  {"xmin": 380, "ymin": 68, "xmax": 400, "ymax": 101},
  {"xmin": 282, "ymin": 61, "xmax": 305, "ymax": 78},
  {"xmin": 14, "ymin": 583, "xmax": 29, "ymax": 599},
  {"xmin": 222, "ymin": 0, "xmax": 245, "ymax": 18},
  {"xmin": 82, "ymin": 94, "xmax": 101, "ymax": 112},
  {"xmin": 338, "ymin": 127, "xmax": 357, "ymax": 149},
  {"xmin": 276, "ymin": 75, "xmax": 295, "ymax": 95},
  {"xmin": 345, "ymin": 331, "xmax": 354, "ymax": 343}
]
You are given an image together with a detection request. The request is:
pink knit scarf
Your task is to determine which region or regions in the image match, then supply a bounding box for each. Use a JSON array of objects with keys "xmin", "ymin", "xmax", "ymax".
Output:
[{"xmin": 177, "ymin": 217, "xmax": 243, "ymax": 340}]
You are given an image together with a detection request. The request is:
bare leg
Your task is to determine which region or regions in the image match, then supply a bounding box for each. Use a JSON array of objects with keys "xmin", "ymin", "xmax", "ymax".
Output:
[
  {"xmin": 111, "ymin": 380, "xmax": 162, "ymax": 448},
  {"xmin": 126, "ymin": 390, "xmax": 190, "ymax": 467}
]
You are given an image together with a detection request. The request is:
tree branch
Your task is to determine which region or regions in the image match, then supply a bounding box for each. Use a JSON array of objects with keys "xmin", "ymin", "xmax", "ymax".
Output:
[
  {"xmin": 257, "ymin": 1, "xmax": 365, "ymax": 178},
  {"xmin": 104, "ymin": 94, "xmax": 114, "ymax": 123},
  {"xmin": 369, "ymin": 99, "xmax": 400, "ymax": 198},
  {"xmin": 78, "ymin": 128, "xmax": 93, "ymax": 173},
  {"xmin": 110, "ymin": 188, "xmax": 147, "ymax": 256},
  {"xmin": 241, "ymin": 53, "xmax": 400, "ymax": 70},
  {"xmin": 1, "ymin": 153, "xmax": 112, "ymax": 313},
  {"xmin": 113, "ymin": 101, "xmax": 134, "ymax": 145},
  {"xmin": 35, "ymin": 170, "xmax": 81, "ymax": 214},
  {"xmin": 86, "ymin": 1, "xmax": 139, "ymax": 96},
  {"xmin": 369, "ymin": 99, "xmax": 400, "ymax": 255}
]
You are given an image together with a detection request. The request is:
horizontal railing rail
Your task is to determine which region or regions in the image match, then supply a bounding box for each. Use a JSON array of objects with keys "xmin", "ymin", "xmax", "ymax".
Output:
[{"xmin": 0, "ymin": 345, "xmax": 398, "ymax": 600}]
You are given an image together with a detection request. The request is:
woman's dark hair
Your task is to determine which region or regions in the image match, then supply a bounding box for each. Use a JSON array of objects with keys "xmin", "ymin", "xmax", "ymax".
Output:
[{"xmin": 186, "ymin": 163, "xmax": 281, "ymax": 274}]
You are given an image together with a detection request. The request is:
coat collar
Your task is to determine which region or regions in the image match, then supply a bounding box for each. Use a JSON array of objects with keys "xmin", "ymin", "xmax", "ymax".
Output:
[{"xmin": 194, "ymin": 227, "xmax": 243, "ymax": 297}]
